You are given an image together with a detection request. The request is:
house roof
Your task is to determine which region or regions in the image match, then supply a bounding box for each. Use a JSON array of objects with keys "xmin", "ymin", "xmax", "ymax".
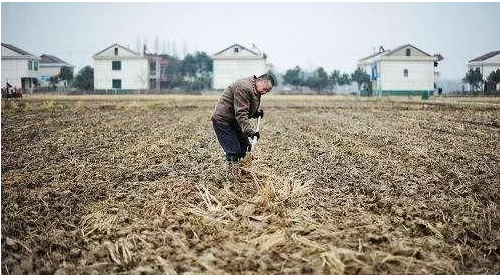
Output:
[
  {"xmin": 387, "ymin": 44, "xmax": 433, "ymax": 57},
  {"xmin": 93, "ymin": 43, "xmax": 141, "ymax": 57},
  {"xmin": 359, "ymin": 50, "xmax": 387, "ymax": 62},
  {"xmin": 468, "ymin": 51, "xmax": 500, "ymax": 62},
  {"xmin": 40, "ymin": 54, "xmax": 73, "ymax": 66},
  {"xmin": 213, "ymin": 43, "xmax": 259, "ymax": 56},
  {"xmin": 359, "ymin": 44, "xmax": 438, "ymax": 61},
  {"xmin": 1, "ymin": 43, "xmax": 35, "ymax": 56}
]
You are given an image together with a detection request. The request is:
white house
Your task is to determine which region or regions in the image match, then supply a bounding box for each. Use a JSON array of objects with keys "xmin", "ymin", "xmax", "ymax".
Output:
[
  {"xmin": 211, "ymin": 43, "xmax": 267, "ymax": 90},
  {"xmin": 39, "ymin": 54, "xmax": 75, "ymax": 88},
  {"xmin": 466, "ymin": 51, "xmax": 500, "ymax": 91},
  {"xmin": 1, "ymin": 43, "xmax": 41, "ymax": 92},
  {"xmin": 358, "ymin": 44, "xmax": 443, "ymax": 96},
  {"xmin": 93, "ymin": 43, "xmax": 149, "ymax": 91}
]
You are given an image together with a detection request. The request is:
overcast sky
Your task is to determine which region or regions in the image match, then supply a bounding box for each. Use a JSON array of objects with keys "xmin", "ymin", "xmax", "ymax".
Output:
[{"xmin": 2, "ymin": 2, "xmax": 500, "ymax": 80}]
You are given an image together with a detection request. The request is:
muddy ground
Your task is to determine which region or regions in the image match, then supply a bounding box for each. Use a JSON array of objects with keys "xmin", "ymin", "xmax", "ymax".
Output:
[{"xmin": 1, "ymin": 95, "xmax": 499, "ymax": 274}]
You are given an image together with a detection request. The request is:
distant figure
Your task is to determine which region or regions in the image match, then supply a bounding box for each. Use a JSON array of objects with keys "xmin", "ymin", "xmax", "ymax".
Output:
[
  {"xmin": 211, "ymin": 74, "xmax": 274, "ymax": 163},
  {"xmin": 2, "ymin": 82, "xmax": 17, "ymax": 98},
  {"xmin": 6, "ymin": 82, "xmax": 13, "ymax": 96}
]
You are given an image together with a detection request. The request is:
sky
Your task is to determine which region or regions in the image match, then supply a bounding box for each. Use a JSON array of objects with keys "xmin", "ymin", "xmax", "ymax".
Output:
[{"xmin": 1, "ymin": 2, "xmax": 500, "ymax": 80}]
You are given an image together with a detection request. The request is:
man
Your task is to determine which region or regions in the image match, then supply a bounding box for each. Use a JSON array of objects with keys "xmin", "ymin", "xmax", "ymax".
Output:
[{"xmin": 211, "ymin": 74, "xmax": 274, "ymax": 162}]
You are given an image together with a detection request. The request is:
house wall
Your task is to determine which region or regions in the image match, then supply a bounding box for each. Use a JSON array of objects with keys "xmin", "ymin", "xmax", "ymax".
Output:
[
  {"xmin": 215, "ymin": 47, "xmax": 259, "ymax": 59},
  {"xmin": 213, "ymin": 59, "xmax": 266, "ymax": 89},
  {"xmin": 1, "ymin": 58, "xmax": 40, "ymax": 87},
  {"xmin": 98, "ymin": 45, "xmax": 139, "ymax": 58},
  {"xmin": 39, "ymin": 66, "xmax": 59, "ymax": 87},
  {"xmin": 380, "ymin": 60, "xmax": 434, "ymax": 92},
  {"xmin": 39, "ymin": 66, "xmax": 61, "ymax": 78},
  {"xmin": 94, "ymin": 58, "xmax": 149, "ymax": 90},
  {"xmin": 389, "ymin": 47, "xmax": 429, "ymax": 57},
  {"xmin": 1, "ymin": 46, "xmax": 21, "ymax": 57}
]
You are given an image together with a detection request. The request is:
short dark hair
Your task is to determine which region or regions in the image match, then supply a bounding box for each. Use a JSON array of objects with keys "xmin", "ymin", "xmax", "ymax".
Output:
[{"xmin": 258, "ymin": 74, "xmax": 275, "ymax": 86}]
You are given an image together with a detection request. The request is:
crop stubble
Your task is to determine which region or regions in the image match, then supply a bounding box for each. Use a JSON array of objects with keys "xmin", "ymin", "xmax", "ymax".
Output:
[{"xmin": 1, "ymin": 95, "xmax": 499, "ymax": 274}]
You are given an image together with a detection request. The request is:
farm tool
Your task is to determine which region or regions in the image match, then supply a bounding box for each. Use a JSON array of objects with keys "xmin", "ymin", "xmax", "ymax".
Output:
[{"xmin": 248, "ymin": 115, "xmax": 262, "ymax": 153}]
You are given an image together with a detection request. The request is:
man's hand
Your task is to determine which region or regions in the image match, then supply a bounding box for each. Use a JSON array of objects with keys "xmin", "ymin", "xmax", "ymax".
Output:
[
  {"xmin": 252, "ymin": 110, "xmax": 264, "ymax": 119},
  {"xmin": 251, "ymin": 131, "xmax": 260, "ymax": 140}
]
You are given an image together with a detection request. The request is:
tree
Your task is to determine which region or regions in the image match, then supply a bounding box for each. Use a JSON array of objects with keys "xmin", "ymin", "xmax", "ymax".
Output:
[
  {"xmin": 161, "ymin": 51, "xmax": 213, "ymax": 91},
  {"xmin": 283, "ymin": 66, "xmax": 305, "ymax": 89},
  {"xmin": 73, "ymin": 66, "xmax": 94, "ymax": 91},
  {"xmin": 181, "ymin": 54, "xmax": 197, "ymax": 77},
  {"xmin": 60, "ymin": 66, "xmax": 74, "ymax": 86},
  {"xmin": 351, "ymin": 67, "xmax": 371, "ymax": 93},
  {"xmin": 186, "ymin": 72, "xmax": 212, "ymax": 92},
  {"xmin": 305, "ymin": 67, "xmax": 329, "ymax": 93},
  {"xmin": 49, "ymin": 75, "xmax": 59, "ymax": 90},
  {"xmin": 329, "ymin": 70, "xmax": 340, "ymax": 92},
  {"xmin": 193, "ymin": 51, "xmax": 213, "ymax": 75},
  {"xmin": 485, "ymin": 69, "xmax": 500, "ymax": 93},
  {"xmin": 48, "ymin": 66, "xmax": 74, "ymax": 90},
  {"xmin": 160, "ymin": 54, "xmax": 185, "ymax": 89},
  {"xmin": 184, "ymin": 52, "xmax": 213, "ymax": 91},
  {"xmin": 462, "ymin": 68, "xmax": 483, "ymax": 92},
  {"xmin": 338, "ymin": 73, "xmax": 351, "ymax": 86}
]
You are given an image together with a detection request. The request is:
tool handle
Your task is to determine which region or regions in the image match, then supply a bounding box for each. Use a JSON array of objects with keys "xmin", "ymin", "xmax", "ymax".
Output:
[
  {"xmin": 250, "ymin": 116, "xmax": 261, "ymax": 148},
  {"xmin": 255, "ymin": 116, "xmax": 261, "ymax": 132}
]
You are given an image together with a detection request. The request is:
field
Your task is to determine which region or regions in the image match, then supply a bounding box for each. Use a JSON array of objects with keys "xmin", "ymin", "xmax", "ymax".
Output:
[{"xmin": 1, "ymin": 94, "xmax": 499, "ymax": 275}]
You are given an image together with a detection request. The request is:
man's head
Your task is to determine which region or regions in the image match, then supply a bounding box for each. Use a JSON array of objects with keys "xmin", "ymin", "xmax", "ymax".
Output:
[{"xmin": 255, "ymin": 74, "xmax": 275, "ymax": 95}]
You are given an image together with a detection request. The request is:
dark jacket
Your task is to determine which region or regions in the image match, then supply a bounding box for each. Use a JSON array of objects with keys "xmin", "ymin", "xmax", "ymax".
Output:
[{"xmin": 211, "ymin": 76, "xmax": 260, "ymax": 136}]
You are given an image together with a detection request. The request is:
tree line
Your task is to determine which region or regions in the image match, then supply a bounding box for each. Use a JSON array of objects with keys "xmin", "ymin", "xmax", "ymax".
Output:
[
  {"xmin": 157, "ymin": 51, "xmax": 212, "ymax": 92},
  {"xmin": 462, "ymin": 68, "xmax": 500, "ymax": 95},
  {"xmin": 282, "ymin": 66, "xmax": 371, "ymax": 94}
]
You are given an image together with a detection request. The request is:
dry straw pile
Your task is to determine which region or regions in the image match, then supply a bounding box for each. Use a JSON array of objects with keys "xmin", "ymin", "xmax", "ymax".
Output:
[{"xmin": 1, "ymin": 94, "xmax": 499, "ymax": 274}]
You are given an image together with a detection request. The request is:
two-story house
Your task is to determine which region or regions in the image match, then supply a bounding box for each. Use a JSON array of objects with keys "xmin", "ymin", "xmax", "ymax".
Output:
[
  {"xmin": 358, "ymin": 44, "xmax": 443, "ymax": 96},
  {"xmin": 1, "ymin": 43, "xmax": 41, "ymax": 92},
  {"xmin": 211, "ymin": 44, "xmax": 267, "ymax": 90},
  {"xmin": 93, "ymin": 43, "xmax": 149, "ymax": 91}
]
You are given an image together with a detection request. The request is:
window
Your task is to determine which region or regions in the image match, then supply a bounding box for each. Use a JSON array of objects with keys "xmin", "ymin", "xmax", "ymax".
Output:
[
  {"xmin": 28, "ymin": 61, "xmax": 33, "ymax": 70},
  {"xmin": 112, "ymin": 79, "xmax": 122, "ymax": 89},
  {"xmin": 406, "ymin": 48, "xmax": 411, "ymax": 56},
  {"xmin": 404, "ymin": 69, "xmax": 408, "ymax": 77},
  {"xmin": 114, "ymin": 47, "xmax": 118, "ymax": 55},
  {"xmin": 112, "ymin": 61, "xmax": 121, "ymax": 70},
  {"xmin": 34, "ymin": 62, "xmax": 38, "ymax": 71},
  {"xmin": 234, "ymin": 47, "xmax": 239, "ymax": 53}
]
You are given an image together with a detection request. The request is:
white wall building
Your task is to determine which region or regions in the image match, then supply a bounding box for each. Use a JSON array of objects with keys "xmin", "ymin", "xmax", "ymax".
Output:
[
  {"xmin": 39, "ymin": 54, "xmax": 75, "ymax": 88},
  {"xmin": 466, "ymin": 51, "xmax": 500, "ymax": 91},
  {"xmin": 358, "ymin": 44, "xmax": 443, "ymax": 96},
  {"xmin": 1, "ymin": 43, "xmax": 41, "ymax": 92},
  {"xmin": 93, "ymin": 43, "xmax": 149, "ymax": 91},
  {"xmin": 211, "ymin": 44, "xmax": 266, "ymax": 90}
]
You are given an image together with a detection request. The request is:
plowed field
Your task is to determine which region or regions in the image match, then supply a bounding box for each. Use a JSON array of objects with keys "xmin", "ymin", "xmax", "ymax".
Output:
[{"xmin": 2, "ymin": 95, "xmax": 499, "ymax": 275}]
